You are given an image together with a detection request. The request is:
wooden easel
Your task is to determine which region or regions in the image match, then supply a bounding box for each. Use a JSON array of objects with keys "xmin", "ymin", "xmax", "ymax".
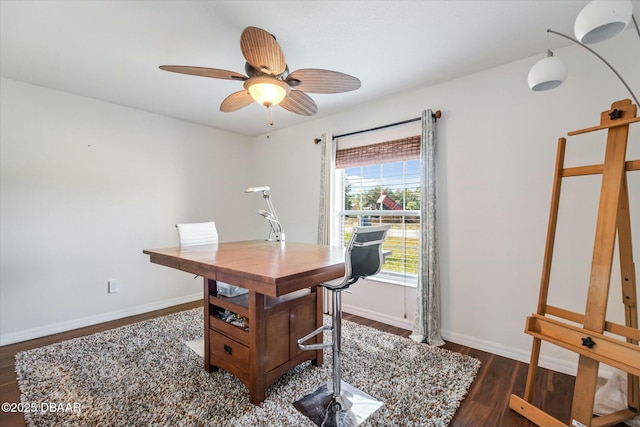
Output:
[{"xmin": 509, "ymin": 99, "xmax": 640, "ymax": 427}]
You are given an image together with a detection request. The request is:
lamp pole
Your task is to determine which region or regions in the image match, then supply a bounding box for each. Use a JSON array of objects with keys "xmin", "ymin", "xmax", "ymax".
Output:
[{"xmin": 546, "ymin": 28, "xmax": 639, "ymax": 106}]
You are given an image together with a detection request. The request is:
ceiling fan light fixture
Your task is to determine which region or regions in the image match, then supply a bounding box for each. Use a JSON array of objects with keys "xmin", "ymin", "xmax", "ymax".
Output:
[
  {"xmin": 574, "ymin": 0, "xmax": 633, "ymax": 44},
  {"xmin": 244, "ymin": 77, "xmax": 290, "ymax": 107}
]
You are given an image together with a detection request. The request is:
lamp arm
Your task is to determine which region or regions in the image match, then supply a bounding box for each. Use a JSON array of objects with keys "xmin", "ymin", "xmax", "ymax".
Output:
[
  {"xmin": 262, "ymin": 192, "xmax": 285, "ymax": 239},
  {"xmin": 547, "ymin": 28, "xmax": 639, "ymax": 106},
  {"xmin": 263, "ymin": 194, "xmax": 280, "ymax": 224},
  {"xmin": 266, "ymin": 217, "xmax": 279, "ymax": 237}
]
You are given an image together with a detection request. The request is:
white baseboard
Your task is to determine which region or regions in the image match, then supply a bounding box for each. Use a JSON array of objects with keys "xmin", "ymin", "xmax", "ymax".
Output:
[
  {"xmin": 440, "ymin": 328, "xmax": 580, "ymax": 377},
  {"xmin": 341, "ymin": 304, "xmax": 414, "ymax": 331},
  {"xmin": 0, "ymin": 293, "xmax": 202, "ymax": 346},
  {"xmin": 340, "ymin": 304, "xmax": 622, "ymax": 379},
  {"xmin": 441, "ymin": 329, "xmax": 618, "ymax": 379}
]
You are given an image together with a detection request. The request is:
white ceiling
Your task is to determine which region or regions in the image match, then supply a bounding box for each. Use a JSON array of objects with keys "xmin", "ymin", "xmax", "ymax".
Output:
[{"xmin": 1, "ymin": 0, "xmax": 638, "ymax": 137}]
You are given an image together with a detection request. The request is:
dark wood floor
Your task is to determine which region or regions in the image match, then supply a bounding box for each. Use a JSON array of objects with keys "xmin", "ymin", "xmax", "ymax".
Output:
[{"xmin": 0, "ymin": 301, "xmax": 608, "ymax": 427}]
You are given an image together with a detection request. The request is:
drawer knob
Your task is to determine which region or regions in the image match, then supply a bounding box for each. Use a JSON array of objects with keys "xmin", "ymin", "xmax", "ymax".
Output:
[{"xmin": 224, "ymin": 344, "xmax": 233, "ymax": 355}]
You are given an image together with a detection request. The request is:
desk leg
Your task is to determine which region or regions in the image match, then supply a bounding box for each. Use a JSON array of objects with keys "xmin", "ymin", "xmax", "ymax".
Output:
[
  {"xmin": 203, "ymin": 278, "xmax": 218, "ymax": 373},
  {"xmin": 312, "ymin": 285, "xmax": 324, "ymax": 367},
  {"xmin": 203, "ymin": 277, "xmax": 211, "ymax": 373},
  {"xmin": 249, "ymin": 291, "xmax": 267, "ymax": 405}
]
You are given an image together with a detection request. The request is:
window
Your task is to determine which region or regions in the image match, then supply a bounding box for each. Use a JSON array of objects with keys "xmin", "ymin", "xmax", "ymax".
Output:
[{"xmin": 333, "ymin": 133, "xmax": 421, "ymax": 286}]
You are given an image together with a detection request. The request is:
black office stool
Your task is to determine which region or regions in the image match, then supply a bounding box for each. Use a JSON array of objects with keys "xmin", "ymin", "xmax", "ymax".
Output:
[{"xmin": 294, "ymin": 224, "xmax": 391, "ymax": 427}]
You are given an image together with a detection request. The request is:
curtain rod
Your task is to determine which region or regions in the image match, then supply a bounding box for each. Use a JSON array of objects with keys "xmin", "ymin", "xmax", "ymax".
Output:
[{"xmin": 329, "ymin": 110, "xmax": 441, "ymax": 141}]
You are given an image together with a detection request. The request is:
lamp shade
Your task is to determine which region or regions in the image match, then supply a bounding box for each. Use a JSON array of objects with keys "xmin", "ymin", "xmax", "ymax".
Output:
[
  {"xmin": 574, "ymin": 0, "xmax": 633, "ymax": 44},
  {"xmin": 244, "ymin": 77, "xmax": 290, "ymax": 107},
  {"xmin": 528, "ymin": 53, "xmax": 568, "ymax": 91}
]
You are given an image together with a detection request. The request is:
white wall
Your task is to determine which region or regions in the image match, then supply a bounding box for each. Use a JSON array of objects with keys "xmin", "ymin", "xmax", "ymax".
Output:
[
  {"xmin": 1, "ymin": 29, "xmax": 638, "ymax": 377},
  {"xmin": 0, "ymin": 78, "xmax": 261, "ymax": 344},
  {"xmin": 248, "ymin": 29, "xmax": 640, "ymax": 376}
]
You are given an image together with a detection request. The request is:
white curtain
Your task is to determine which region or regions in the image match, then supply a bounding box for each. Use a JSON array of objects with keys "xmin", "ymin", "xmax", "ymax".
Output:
[
  {"xmin": 410, "ymin": 110, "xmax": 444, "ymax": 346},
  {"xmin": 317, "ymin": 133, "xmax": 333, "ymax": 314},
  {"xmin": 317, "ymin": 133, "xmax": 332, "ymax": 246}
]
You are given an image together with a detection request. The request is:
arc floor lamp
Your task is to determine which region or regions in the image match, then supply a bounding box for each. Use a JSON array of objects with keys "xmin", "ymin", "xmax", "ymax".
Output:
[{"xmin": 527, "ymin": 0, "xmax": 639, "ymax": 106}]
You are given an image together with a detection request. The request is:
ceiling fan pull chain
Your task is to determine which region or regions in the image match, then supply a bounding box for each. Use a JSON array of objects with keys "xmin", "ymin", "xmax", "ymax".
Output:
[{"xmin": 266, "ymin": 106, "xmax": 275, "ymax": 139}]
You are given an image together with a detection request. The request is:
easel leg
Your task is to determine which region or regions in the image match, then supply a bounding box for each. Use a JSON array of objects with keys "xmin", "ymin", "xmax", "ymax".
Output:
[
  {"xmin": 524, "ymin": 338, "xmax": 542, "ymax": 402},
  {"xmin": 571, "ymin": 357, "xmax": 600, "ymax": 426},
  {"xmin": 616, "ymin": 176, "xmax": 639, "ymax": 411},
  {"xmin": 508, "ymin": 138, "xmax": 568, "ymax": 426}
]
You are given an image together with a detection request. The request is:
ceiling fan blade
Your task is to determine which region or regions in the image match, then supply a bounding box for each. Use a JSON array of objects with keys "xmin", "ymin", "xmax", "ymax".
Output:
[
  {"xmin": 279, "ymin": 90, "xmax": 317, "ymax": 116},
  {"xmin": 240, "ymin": 27, "xmax": 287, "ymax": 76},
  {"xmin": 287, "ymin": 69, "xmax": 361, "ymax": 93},
  {"xmin": 159, "ymin": 66, "xmax": 247, "ymax": 81},
  {"xmin": 220, "ymin": 91, "xmax": 254, "ymax": 112}
]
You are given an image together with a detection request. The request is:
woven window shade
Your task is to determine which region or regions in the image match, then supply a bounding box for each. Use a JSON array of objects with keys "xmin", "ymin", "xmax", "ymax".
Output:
[{"xmin": 335, "ymin": 135, "xmax": 421, "ymax": 169}]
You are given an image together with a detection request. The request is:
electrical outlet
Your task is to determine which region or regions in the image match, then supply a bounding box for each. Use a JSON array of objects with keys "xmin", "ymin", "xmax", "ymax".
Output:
[{"xmin": 108, "ymin": 280, "xmax": 120, "ymax": 294}]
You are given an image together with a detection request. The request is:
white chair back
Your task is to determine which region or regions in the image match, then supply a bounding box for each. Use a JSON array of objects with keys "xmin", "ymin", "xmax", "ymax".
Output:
[
  {"xmin": 176, "ymin": 221, "xmax": 247, "ymax": 297},
  {"xmin": 176, "ymin": 222, "xmax": 218, "ymax": 247}
]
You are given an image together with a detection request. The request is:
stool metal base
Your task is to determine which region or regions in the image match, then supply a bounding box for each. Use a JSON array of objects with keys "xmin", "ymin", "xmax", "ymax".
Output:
[{"xmin": 292, "ymin": 380, "xmax": 383, "ymax": 426}]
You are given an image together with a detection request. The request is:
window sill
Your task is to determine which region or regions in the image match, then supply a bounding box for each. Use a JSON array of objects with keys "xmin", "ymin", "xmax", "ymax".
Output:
[{"xmin": 366, "ymin": 273, "xmax": 417, "ymax": 288}]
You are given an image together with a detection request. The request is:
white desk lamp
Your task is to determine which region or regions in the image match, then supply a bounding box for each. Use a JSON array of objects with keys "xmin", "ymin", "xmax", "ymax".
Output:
[{"xmin": 245, "ymin": 186, "xmax": 285, "ymax": 241}]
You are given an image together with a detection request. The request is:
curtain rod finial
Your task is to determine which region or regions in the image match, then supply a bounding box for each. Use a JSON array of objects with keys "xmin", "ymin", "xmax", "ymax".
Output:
[
  {"xmin": 432, "ymin": 110, "xmax": 442, "ymax": 121},
  {"xmin": 313, "ymin": 138, "xmax": 322, "ymax": 145}
]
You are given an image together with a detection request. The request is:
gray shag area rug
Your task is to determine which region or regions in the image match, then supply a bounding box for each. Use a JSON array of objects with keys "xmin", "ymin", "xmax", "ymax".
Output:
[{"xmin": 15, "ymin": 308, "xmax": 480, "ymax": 426}]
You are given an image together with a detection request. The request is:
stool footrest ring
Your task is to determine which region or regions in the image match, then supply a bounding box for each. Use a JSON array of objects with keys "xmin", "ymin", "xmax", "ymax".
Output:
[{"xmin": 298, "ymin": 324, "xmax": 333, "ymax": 351}]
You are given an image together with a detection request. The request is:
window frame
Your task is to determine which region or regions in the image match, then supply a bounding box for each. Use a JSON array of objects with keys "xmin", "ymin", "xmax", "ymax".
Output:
[{"xmin": 333, "ymin": 164, "xmax": 420, "ymax": 288}]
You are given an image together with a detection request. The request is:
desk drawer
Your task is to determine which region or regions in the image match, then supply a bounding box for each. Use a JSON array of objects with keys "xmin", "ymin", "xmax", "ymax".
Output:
[
  {"xmin": 209, "ymin": 329, "xmax": 249, "ymax": 385},
  {"xmin": 209, "ymin": 315, "xmax": 249, "ymax": 345}
]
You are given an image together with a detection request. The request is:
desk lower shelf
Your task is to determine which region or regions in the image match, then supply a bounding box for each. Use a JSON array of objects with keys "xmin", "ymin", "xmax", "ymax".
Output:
[{"xmin": 204, "ymin": 279, "xmax": 324, "ymax": 404}]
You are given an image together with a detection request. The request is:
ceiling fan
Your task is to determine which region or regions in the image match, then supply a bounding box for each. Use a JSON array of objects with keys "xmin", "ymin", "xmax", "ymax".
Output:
[{"xmin": 160, "ymin": 26, "xmax": 361, "ymax": 116}]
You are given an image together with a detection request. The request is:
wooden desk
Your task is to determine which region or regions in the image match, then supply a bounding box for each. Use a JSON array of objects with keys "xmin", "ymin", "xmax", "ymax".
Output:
[{"xmin": 143, "ymin": 240, "xmax": 345, "ymax": 404}]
